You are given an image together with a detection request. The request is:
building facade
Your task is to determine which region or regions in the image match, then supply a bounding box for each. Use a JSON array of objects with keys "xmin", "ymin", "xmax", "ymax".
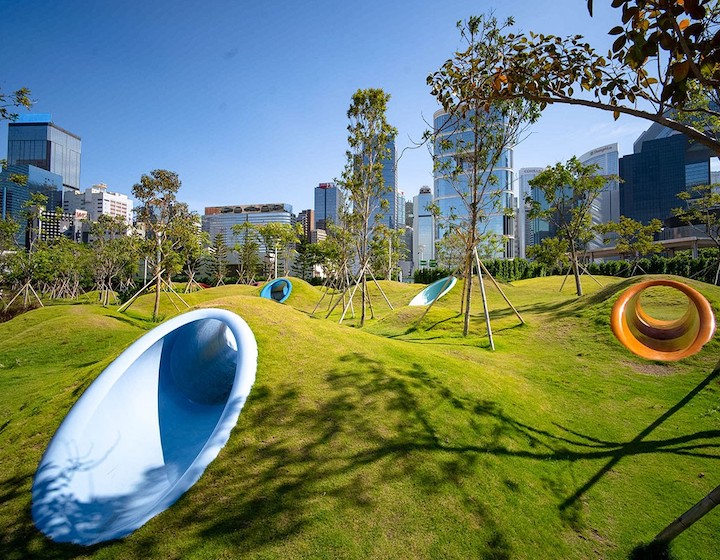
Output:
[
  {"xmin": 518, "ymin": 167, "xmax": 544, "ymax": 257},
  {"xmin": 413, "ymin": 186, "xmax": 435, "ymax": 270},
  {"xmin": 7, "ymin": 114, "xmax": 81, "ymax": 191},
  {"xmin": 297, "ymin": 209, "xmax": 315, "ymax": 242},
  {"xmin": 0, "ymin": 163, "xmax": 64, "ymax": 246},
  {"xmin": 63, "ymin": 183, "xmax": 133, "ymax": 224},
  {"xmin": 314, "ymin": 182, "xmax": 343, "ymax": 230},
  {"xmin": 432, "ymin": 109, "xmax": 517, "ymax": 259},
  {"xmin": 620, "ymin": 123, "xmax": 714, "ymax": 225},
  {"xmin": 579, "ymin": 143, "xmax": 621, "ymax": 250},
  {"xmin": 202, "ymin": 203, "xmax": 295, "ymax": 264}
]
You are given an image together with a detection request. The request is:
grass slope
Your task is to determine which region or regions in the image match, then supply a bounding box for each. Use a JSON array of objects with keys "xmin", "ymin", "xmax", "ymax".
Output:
[{"xmin": 0, "ymin": 275, "xmax": 718, "ymax": 559}]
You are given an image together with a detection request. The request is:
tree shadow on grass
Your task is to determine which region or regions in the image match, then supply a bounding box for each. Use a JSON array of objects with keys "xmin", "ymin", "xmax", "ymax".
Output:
[{"xmin": 3, "ymin": 353, "xmax": 718, "ymax": 559}]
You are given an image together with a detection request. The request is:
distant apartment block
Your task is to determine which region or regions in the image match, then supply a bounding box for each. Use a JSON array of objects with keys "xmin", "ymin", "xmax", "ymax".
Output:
[{"xmin": 63, "ymin": 183, "xmax": 133, "ymax": 224}]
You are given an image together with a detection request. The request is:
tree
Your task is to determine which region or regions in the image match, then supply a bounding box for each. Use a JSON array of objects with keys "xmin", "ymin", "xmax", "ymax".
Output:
[
  {"xmin": 207, "ymin": 232, "xmax": 228, "ymax": 286},
  {"xmin": 89, "ymin": 215, "xmax": 140, "ymax": 305},
  {"xmin": 132, "ymin": 169, "xmax": 181, "ymax": 321},
  {"xmin": 597, "ymin": 216, "xmax": 663, "ymax": 273},
  {"xmin": 427, "ymin": 15, "xmax": 539, "ymax": 335},
  {"xmin": 369, "ymin": 224, "xmax": 407, "ymax": 280},
  {"xmin": 339, "ymin": 88, "xmax": 397, "ymax": 327},
  {"xmin": 527, "ymin": 157, "xmax": 611, "ymax": 296},
  {"xmin": 232, "ymin": 222, "xmax": 262, "ymax": 283},
  {"xmin": 526, "ymin": 236, "xmax": 571, "ymax": 272},
  {"xmin": 257, "ymin": 222, "xmax": 299, "ymax": 279},
  {"xmin": 294, "ymin": 239, "xmax": 326, "ymax": 281},
  {"xmin": 673, "ymin": 182, "xmax": 720, "ymax": 283},
  {"xmin": 0, "ymin": 87, "xmax": 32, "ymax": 123},
  {"xmin": 165, "ymin": 205, "xmax": 207, "ymax": 292},
  {"xmin": 459, "ymin": 3, "xmax": 720, "ymax": 153}
]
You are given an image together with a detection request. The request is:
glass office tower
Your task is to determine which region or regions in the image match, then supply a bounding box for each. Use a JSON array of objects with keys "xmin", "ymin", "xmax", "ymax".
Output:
[
  {"xmin": 7, "ymin": 114, "xmax": 81, "ymax": 191},
  {"xmin": 0, "ymin": 164, "xmax": 64, "ymax": 246},
  {"xmin": 620, "ymin": 123, "xmax": 714, "ymax": 225},
  {"xmin": 314, "ymin": 182, "xmax": 343, "ymax": 230},
  {"xmin": 432, "ymin": 109, "xmax": 517, "ymax": 259}
]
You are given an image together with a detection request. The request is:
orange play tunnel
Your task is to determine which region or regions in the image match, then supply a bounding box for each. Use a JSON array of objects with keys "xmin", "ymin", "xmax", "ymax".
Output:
[{"xmin": 610, "ymin": 279, "xmax": 717, "ymax": 361}]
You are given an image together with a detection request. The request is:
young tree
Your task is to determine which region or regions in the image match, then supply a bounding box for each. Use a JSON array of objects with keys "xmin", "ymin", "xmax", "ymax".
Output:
[
  {"xmin": 526, "ymin": 236, "xmax": 571, "ymax": 273},
  {"xmin": 89, "ymin": 215, "xmax": 140, "ymax": 305},
  {"xmin": 132, "ymin": 169, "xmax": 181, "ymax": 321},
  {"xmin": 369, "ymin": 224, "xmax": 407, "ymax": 280},
  {"xmin": 294, "ymin": 239, "xmax": 326, "ymax": 281},
  {"xmin": 465, "ymin": 3, "xmax": 720, "ymax": 153},
  {"xmin": 339, "ymin": 88, "xmax": 397, "ymax": 327},
  {"xmin": 165, "ymin": 205, "xmax": 207, "ymax": 292},
  {"xmin": 257, "ymin": 222, "xmax": 299, "ymax": 279},
  {"xmin": 232, "ymin": 222, "xmax": 261, "ymax": 283},
  {"xmin": 427, "ymin": 15, "xmax": 539, "ymax": 335},
  {"xmin": 527, "ymin": 157, "xmax": 610, "ymax": 296},
  {"xmin": 673, "ymin": 183, "xmax": 720, "ymax": 283},
  {"xmin": 597, "ymin": 216, "xmax": 663, "ymax": 273},
  {"xmin": 207, "ymin": 232, "xmax": 228, "ymax": 286}
]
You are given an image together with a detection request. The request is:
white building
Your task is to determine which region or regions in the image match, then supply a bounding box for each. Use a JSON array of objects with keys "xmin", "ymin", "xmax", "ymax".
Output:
[
  {"xmin": 579, "ymin": 143, "xmax": 620, "ymax": 250},
  {"xmin": 413, "ymin": 187, "xmax": 435, "ymax": 270},
  {"xmin": 63, "ymin": 183, "xmax": 133, "ymax": 224}
]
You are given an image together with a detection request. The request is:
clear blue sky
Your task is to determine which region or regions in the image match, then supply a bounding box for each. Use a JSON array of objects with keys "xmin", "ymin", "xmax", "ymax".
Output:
[{"xmin": 1, "ymin": 0, "xmax": 652, "ymax": 214}]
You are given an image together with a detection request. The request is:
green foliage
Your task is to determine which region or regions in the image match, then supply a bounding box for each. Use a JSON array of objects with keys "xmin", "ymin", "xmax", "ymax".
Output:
[
  {"xmin": 427, "ymin": 14, "xmax": 540, "ymax": 336},
  {"xmin": 465, "ymin": 3, "xmax": 720, "ymax": 152},
  {"xmin": 597, "ymin": 216, "xmax": 663, "ymax": 261},
  {"xmin": 339, "ymin": 88, "xmax": 397, "ymax": 326},
  {"xmin": 0, "ymin": 86, "xmax": 32, "ymax": 122},
  {"xmin": 207, "ymin": 232, "xmax": 229, "ymax": 287},
  {"xmin": 257, "ymin": 222, "xmax": 299, "ymax": 279},
  {"xmin": 232, "ymin": 222, "xmax": 262, "ymax": 283},
  {"xmin": 132, "ymin": 169, "xmax": 182, "ymax": 320},
  {"xmin": 89, "ymin": 215, "xmax": 140, "ymax": 305},
  {"xmin": 528, "ymin": 157, "xmax": 613, "ymax": 296},
  {"xmin": 369, "ymin": 225, "xmax": 407, "ymax": 280}
]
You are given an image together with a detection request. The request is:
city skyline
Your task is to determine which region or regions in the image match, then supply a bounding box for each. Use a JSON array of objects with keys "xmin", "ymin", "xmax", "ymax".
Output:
[{"xmin": 1, "ymin": 1, "xmax": 675, "ymax": 214}]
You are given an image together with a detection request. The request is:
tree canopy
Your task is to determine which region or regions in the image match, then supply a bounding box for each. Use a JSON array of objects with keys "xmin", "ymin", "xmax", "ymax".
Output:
[{"xmin": 466, "ymin": 1, "xmax": 720, "ymax": 154}]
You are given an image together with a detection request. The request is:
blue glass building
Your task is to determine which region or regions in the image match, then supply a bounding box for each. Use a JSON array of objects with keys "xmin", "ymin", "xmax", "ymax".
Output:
[
  {"xmin": 7, "ymin": 114, "xmax": 81, "ymax": 191},
  {"xmin": 314, "ymin": 182, "xmax": 343, "ymax": 230},
  {"xmin": 371, "ymin": 139, "xmax": 398, "ymax": 230},
  {"xmin": 0, "ymin": 164, "xmax": 64, "ymax": 246},
  {"xmin": 432, "ymin": 109, "xmax": 517, "ymax": 259},
  {"xmin": 620, "ymin": 123, "xmax": 713, "ymax": 225}
]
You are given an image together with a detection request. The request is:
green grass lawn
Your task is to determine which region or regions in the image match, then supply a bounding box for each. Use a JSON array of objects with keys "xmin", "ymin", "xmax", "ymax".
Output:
[{"xmin": 0, "ymin": 274, "xmax": 718, "ymax": 559}]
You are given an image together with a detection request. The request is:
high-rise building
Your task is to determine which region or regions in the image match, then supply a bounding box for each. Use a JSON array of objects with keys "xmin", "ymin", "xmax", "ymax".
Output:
[
  {"xmin": 405, "ymin": 199, "xmax": 414, "ymax": 228},
  {"xmin": 297, "ymin": 209, "xmax": 315, "ymax": 242},
  {"xmin": 397, "ymin": 191, "xmax": 406, "ymax": 229},
  {"xmin": 432, "ymin": 109, "xmax": 517, "ymax": 259},
  {"xmin": 519, "ymin": 167, "xmax": 544, "ymax": 257},
  {"xmin": 202, "ymin": 203, "xmax": 295, "ymax": 264},
  {"xmin": 620, "ymin": 123, "xmax": 715, "ymax": 225},
  {"xmin": 413, "ymin": 187, "xmax": 434, "ymax": 270},
  {"xmin": 372, "ymin": 139, "xmax": 398, "ymax": 229},
  {"xmin": 579, "ymin": 144, "xmax": 620, "ymax": 250},
  {"xmin": 0, "ymin": 163, "xmax": 64, "ymax": 246},
  {"xmin": 7, "ymin": 114, "xmax": 81, "ymax": 191},
  {"xmin": 314, "ymin": 182, "xmax": 343, "ymax": 230}
]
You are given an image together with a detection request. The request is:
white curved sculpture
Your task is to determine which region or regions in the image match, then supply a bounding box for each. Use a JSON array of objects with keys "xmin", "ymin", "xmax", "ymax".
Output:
[
  {"xmin": 32, "ymin": 308, "xmax": 257, "ymax": 545},
  {"xmin": 409, "ymin": 276, "xmax": 457, "ymax": 306}
]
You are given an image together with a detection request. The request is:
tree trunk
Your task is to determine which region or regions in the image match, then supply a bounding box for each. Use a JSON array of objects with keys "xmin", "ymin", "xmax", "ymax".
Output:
[
  {"xmin": 570, "ymin": 244, "xmax": 583, "ymax": 296},
  {"xmin": 463, "ymin": 250, "xmax": 473, "ymax": 336}
]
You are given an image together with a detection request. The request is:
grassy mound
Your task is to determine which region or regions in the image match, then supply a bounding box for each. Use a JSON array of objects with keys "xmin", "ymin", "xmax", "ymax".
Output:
[{"xmin": 1, "ymin": 275, "xmax": 719, "ymax": 559}]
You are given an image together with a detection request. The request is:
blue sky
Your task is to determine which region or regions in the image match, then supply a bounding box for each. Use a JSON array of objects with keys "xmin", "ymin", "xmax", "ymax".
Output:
[{"xmin": 1, "ymin": 0, "xmax": 652, "ymax": 214}]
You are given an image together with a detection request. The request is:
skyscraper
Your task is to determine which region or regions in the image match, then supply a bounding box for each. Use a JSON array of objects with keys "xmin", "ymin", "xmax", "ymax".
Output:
[
  {"xmin": 372, "ymin": 139, "xmax": 398, "ymax": 229},
  {"xmin": 7, "ymin": 114, "xmax": 81, "ymax": 191},
  {"xmin": 620, "ymin": 123, "xmax": 714, "ymax": 225},
  {"xmin": 432, "ymin": 109, "xmax": 517, "ymax": 259},
  {"xmin": 413, "ymin": 187, "xmax": 434, "ymax": 270},
  {"xmin": 579, "ymin": 143, "xmax": 620, "ymax": 250},
  {"xmin": 314, "ymin": 182, "xmax": 343, "ymax": 230},
  {"xmin": 0, "ymin": 163, "xmax": 63, "ymax": 246}
]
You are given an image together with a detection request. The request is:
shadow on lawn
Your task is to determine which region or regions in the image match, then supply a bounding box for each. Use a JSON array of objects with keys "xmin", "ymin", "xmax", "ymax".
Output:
[{"xmin": 4, "ymin": 353, "xmax": 718, "ymax": 559}]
